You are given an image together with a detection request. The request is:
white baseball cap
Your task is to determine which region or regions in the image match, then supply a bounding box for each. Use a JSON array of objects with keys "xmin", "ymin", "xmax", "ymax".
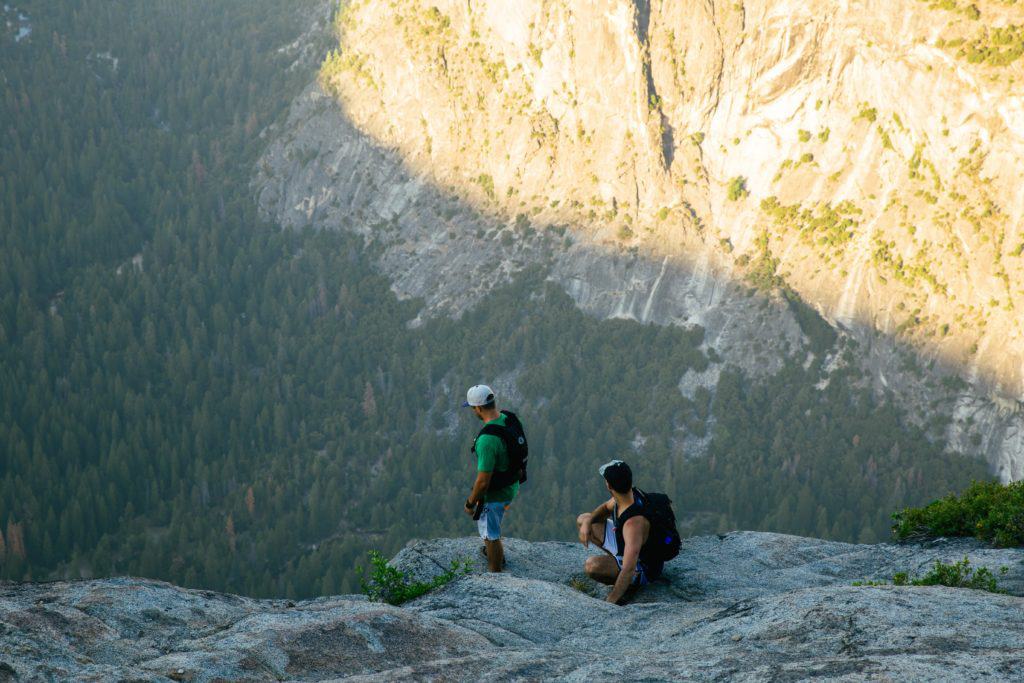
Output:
[{"xmin": 463, "ymin": 384, "xmax": 495, "ymax": 407}]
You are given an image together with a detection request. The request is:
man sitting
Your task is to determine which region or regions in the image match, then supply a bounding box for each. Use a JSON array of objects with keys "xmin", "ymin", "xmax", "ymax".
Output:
[{"xmin": 575, "ymin": 460, "xmax": 664, "ymax": 604}]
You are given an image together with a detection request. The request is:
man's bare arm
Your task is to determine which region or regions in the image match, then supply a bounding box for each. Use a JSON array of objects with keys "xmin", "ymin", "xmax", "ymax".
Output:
[
  {"xmin": 465, "ymin": 470, "xmax": 492, "ymax": 512},
  {"xmin": 606, "ymin": 517, "xmax": 647, "ymax": 604}
]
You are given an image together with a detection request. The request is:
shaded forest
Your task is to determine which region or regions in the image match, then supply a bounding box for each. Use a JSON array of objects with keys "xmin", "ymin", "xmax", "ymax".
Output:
[{"xmin": 0, "ymin": 0, "xmax": 990, "ymax": 597}]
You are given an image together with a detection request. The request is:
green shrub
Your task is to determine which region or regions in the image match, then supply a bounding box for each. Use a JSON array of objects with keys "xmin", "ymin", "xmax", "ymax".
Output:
[
  {"xmin": 878, "ymin": 126, "xmax": 894, "ymax": 150},
  {"xmin": 856, "ymin": 106, "xmax": 878, "ymax": 123},
  {"xmin": 476, "ymin": 174, "xmax": 495, "ymax": 200},
  {"xmin": 891, "ymin": 480, "xmax": 1024, "ymax": 546},
  {"xmin": 727, "ymin": 176, "xmax": 748, "ymax": 201},
  {"xmin": 902, "ymin": 557, "xmax": 1007, "ymax": 592},
  {"xmin": 745, "ymin": 230, "xmax": 784, "ymax": 291},
  {"xmin": 359, "ymin": 550, "xmax": 471, "ymax": 605},
  {"xmin": 798, "ymin": 129, "xmax": 811, "ymax": 143},
  {"xmin": 855, "ymin": 557, "xmax": 1007, "ymax": 593},
  {"xmin": 529, "ymin": 43, "xmax": 543, "ymax": 66}
]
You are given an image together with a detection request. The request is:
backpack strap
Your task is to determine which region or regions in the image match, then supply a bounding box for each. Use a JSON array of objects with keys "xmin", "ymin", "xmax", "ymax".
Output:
[
  {"xmin": 477, "ymin": 411, "xmax": 519, "ymax": 450},
  {"xmin": 500, "ymin": 410, "xmax": 521, "ymax": 429},
  {"xmin": 478, "ymin": 422, "xmax": 511, "ymax": 443},
  {"xmin": 617, "ymin": 489, "xmax": 649, "ymax": 526},
  {"xmin": 475, "ymin": 422, "xmax": 513, "ymax": 490}
]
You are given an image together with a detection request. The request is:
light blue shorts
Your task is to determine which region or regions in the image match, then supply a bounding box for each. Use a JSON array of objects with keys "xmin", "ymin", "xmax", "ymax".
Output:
[{"xmin": 477, "ymin": 502, "xmax": 508, "ymax": 541}]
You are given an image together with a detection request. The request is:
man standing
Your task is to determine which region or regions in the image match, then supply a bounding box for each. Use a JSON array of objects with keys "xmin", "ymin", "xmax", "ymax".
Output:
[
  {"xmin": 462, "ymin": 384, "xmax": 527, "ymax": 573},
  {"xmin": 575, "ymin": 460, "xmax": 670, "ymax": 604}
]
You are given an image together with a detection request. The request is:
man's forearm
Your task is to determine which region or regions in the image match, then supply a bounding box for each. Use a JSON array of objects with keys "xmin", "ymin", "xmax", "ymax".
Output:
[
  {"xmin": 468, "ymin": 480, "xmax": 487, "ymax": 503},
  {"xmin": 606, "ymin": 557, "xmax": 636, "ymax": 603},
  {"xmin": 467, "ymin": 471, "xmax": 491, "ymax": 504},
  {"xmin": 588, "ymin": 502, "xmax": 611, "ymax": 524}
]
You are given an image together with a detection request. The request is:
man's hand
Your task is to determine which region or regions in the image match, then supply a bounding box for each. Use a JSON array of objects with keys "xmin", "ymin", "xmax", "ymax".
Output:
[
  {"xmin": 466, "ymin": 471, "xmax": 492, "ymax": 517},
  {"xmin": 577, "ymin": 513, "xmax": 592, "ymax": 547}
]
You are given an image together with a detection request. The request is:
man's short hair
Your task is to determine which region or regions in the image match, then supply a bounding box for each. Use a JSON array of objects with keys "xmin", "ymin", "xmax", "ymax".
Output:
[
  {"xmin": 481, "ymin": 400, "xmax": 496, "ymax": 410},
  {"xmin": 600, "ymin": 460, "xmax": 632, "ymax": 494}
]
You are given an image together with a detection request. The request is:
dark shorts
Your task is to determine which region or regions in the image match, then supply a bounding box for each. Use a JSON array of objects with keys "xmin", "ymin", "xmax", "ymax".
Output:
[{"xmin": 601, "ymin": 520, "xmax": 664, "ymax": 585}]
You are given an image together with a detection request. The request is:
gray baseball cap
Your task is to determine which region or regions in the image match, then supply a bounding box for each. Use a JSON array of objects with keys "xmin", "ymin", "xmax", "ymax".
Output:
[{"xmin": 463, "ymin": 384, "xmax": 495, "ymax": 407}]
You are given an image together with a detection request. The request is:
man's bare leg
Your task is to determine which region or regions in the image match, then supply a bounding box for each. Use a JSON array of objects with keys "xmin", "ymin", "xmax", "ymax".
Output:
[
  {"xmin": 485, "ymin": 538, "xmax": 504, "ymax": 573},
  {"xmin": 583, "ymin": 555, "xmax": 621, "ymax": 585}
]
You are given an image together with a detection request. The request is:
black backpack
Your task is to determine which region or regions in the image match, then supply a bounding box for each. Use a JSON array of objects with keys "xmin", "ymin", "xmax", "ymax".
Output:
[
  {"xmin": 473, "ymin": 410, "xmax": 529, "ymax": 490},
  {"xmin": 634, "ymin": 489, "xmax": 681, "ymax": 562}
]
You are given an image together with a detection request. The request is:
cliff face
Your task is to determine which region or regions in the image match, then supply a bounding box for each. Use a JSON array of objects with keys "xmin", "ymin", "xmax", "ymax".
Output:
[
  {"xmin": 255, "ymin": 0, "xmax": 1024, "ymax": 479},
  {"xmin": 3, "ymin": 533, "xmax": 1023, "ymax": 680},
  {"xmin": 320, "ymin": 0, "xmax": 1024, "ymax": 389}
]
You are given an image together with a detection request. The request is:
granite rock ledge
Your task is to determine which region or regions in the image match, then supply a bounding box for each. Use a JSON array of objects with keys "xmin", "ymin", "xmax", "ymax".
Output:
[{"xmin": 2, "ymin": 532, "xmax": 1023, "ymax": 681}]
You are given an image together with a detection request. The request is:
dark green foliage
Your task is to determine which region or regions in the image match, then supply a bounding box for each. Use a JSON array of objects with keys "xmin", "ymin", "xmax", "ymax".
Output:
[
  {"xmin": 856, "ymin": 557, "xmax": 1007, "ymax": 593},
  {"xmin": 681, "ymin": 360, "xmax": 986, "ymax": 544},
  {"xmin": 359, "ymin": 551, "xmax": 470, "ymax": 605},
  {"xmin": 783, "ymin": 289, "xmax": 837, "ymax": 356},
  {"xmin": 899, "ymin": 557, "xmax": 1007, "ymax": 592},
  {"xmin": 892, "ymin": 481, "xmax": 1024, "ymax": 546},
  {"xmin": 746, "ymin": 230, "xmax": 785, "ymax": 291}
]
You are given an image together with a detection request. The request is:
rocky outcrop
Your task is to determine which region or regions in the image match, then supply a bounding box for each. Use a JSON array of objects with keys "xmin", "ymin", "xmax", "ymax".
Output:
[
  {"xmin": 3, "ymin": 533, "xmax": 1023, "ymax": 680},
  {"xmin": 254, "ymin": 0, "xmax": 1024, "ymax": 480}
]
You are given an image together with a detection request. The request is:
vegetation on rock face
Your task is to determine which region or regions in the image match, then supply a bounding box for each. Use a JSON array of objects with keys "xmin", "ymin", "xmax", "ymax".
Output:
[
  {"xmin": 745, "ymin": 230, "xmax": 786, "ymax": 292},
  {"xmin": 727, "ymin": 176, "xmax": 749, "ymax": 201},
  {"xmin": 476, "ymin": 173, "xmax": 496, "ymax": 200},
  {"xmin": 855, "ymin": 556, "xmax": 1008, "ymax": 593},
  {"xmin": 892, "ymin": 480, "xmax": 1024, "ymax": 546},
  {"xmin": 899, "ymin": 557, "xmax": 1008, "ymax": 592},
  {"xmin": 920, "ymin": 0, "xmax": 1024, "ymax": 66},
  {"xmin": 359, "ymin": 550, "xmax": 469, "ymax": 605},
  {"xmin": 954, "ymin": 24, "xmax": 1024, "ymax": 66},
  {"xmin": 760, "ymin": 197, "xmax": 861, "ymax": 252}
]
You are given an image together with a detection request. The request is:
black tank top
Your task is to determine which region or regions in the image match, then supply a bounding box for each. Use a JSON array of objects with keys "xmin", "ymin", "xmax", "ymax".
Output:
[{"xmin": 612, "ymin": 488, "xmax": 654, "ymax": 561}]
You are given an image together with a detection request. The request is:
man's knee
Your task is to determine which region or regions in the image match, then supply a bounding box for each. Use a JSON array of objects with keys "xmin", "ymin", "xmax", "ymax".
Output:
[{"xmin": 584, "ymin": 555, "xmax": 612, "ymax": 577}]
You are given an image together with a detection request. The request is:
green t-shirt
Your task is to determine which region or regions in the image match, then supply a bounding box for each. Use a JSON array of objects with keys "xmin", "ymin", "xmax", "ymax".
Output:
[{"xmin": 475, "ymin": 413, "xmax": 519, "ymax": 504}]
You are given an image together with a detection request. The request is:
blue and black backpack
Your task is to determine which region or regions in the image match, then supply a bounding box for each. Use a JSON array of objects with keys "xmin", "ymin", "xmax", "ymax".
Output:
[{"xmin": 620, "ymin": 488, "xmax": 682, "ymax": 562}]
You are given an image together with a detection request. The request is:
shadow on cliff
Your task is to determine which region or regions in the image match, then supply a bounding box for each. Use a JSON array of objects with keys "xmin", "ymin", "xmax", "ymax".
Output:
[{"xmin": 255, "ymin": 85, "xmax": 1023, "ymax": 480}]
